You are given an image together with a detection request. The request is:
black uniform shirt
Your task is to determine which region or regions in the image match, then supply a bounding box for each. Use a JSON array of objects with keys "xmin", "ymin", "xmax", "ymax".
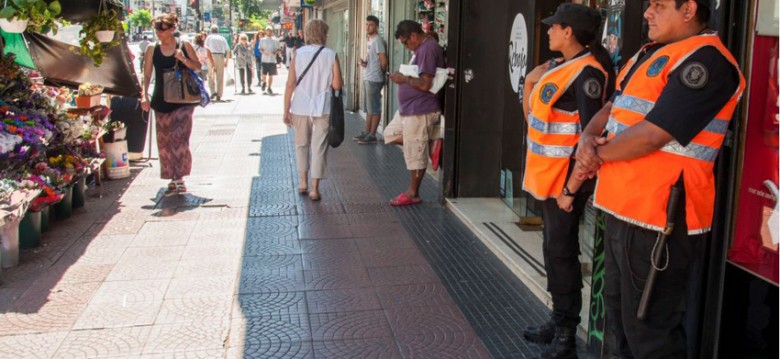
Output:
[
  {"xmin": 613, "ymin": 44, "xmax": 740, "ymax": 146},
  {"xmin": 551, "ymin": 49, "xmax": 608, "ymax": 128}
]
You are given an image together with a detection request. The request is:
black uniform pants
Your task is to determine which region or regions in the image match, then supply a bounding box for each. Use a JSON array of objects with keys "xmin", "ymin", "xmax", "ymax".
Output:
[
  {"xmin": 541, "ymin": 187, "xmax": 592, "ymax": 328},
  {"xmin": 604, "ymin": 211, "xmax": 706, "ymax": 359}
]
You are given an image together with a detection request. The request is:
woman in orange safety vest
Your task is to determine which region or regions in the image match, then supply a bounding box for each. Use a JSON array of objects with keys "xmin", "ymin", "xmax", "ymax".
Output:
[{"xmin": 519, "ymin": 3, "xmax": 615, "ymax": 357}]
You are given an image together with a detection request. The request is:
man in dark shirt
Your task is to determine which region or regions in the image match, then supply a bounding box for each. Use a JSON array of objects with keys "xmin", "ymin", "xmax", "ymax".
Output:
[
  {"xmin": 575, "ymin": 0, "xmax": 744, "ymax": 357},
  {"xmin": 282, "ymin": 31, "xmax": 295, "ymax": 68}
]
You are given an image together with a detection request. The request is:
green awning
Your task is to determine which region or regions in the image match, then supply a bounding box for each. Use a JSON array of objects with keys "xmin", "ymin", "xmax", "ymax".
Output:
[{"xmin": 1, "ymin": 29, "xmax": 35, "ymax": 69}]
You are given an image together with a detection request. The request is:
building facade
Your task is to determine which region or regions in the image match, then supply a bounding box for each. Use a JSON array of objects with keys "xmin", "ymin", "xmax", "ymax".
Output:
[{"xmin": 310, "ymin": 0, "xmax": 778, "ymax": 357}]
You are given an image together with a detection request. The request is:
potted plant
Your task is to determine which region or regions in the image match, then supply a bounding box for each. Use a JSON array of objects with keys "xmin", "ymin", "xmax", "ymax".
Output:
[
  {"xmin": 75, "ymin": 8, "xmax": 124, "ymax": 66},
  {"xmin": 0, "ymin": 0, "xmax": 61, "ymax": 34}
]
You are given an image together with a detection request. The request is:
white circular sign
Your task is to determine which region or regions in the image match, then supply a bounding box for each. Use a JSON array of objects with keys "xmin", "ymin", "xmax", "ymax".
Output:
[{"xmin": 508, "ymin": 13, "xmax": 529, "ymax": 93}]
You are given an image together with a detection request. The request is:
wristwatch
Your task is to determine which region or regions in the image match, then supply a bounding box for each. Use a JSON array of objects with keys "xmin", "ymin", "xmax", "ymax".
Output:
[{"xmin": 562, "ymin": 186, "xmax": 576, "ymax": 197}]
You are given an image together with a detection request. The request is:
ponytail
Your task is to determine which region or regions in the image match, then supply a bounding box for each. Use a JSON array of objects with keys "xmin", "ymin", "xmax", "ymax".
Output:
[{"xmin": 571, "ymin": 25, "xmax": 616, "ymax": 102}]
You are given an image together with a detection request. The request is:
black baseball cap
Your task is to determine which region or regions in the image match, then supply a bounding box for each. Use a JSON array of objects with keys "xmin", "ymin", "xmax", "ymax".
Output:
[{"xmin": 542, "ymin": 3, "xmax": 602, "ymax": 33}]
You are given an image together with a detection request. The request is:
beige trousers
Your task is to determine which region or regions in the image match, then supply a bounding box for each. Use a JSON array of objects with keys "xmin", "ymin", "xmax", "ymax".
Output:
[
  {"xmin": 292, "ymin": 114, "xmax": 330, "ymax": 179},
  {"xmin": 209, "ymin": 54, "xmax": 225, "ymax": 97}
]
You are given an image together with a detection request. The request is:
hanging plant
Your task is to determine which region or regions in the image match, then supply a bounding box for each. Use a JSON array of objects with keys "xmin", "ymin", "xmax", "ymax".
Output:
[
  {"xmin": 74, "ymin": 7, "xmax": 124, "ymax": 67},
  {"xmin": 0, "ymin": 0, "xmax": 61, "ymax": 34}
]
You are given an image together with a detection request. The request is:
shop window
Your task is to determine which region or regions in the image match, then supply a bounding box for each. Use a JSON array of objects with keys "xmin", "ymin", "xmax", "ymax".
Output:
[{"xmin": 414, "ymin": 0, "xmax": 447, "ymax": 47}]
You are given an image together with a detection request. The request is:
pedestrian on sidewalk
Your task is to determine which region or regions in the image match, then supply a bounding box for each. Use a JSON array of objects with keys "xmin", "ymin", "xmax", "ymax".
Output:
[
  {"xmin": 518, "ymin": 3, "xmax": 614, "ymax": 358},
  {"xmin": 387, "ymin": 20, "xmax": 445, "ymax": 206},
  {"xmin": 283, "ymin": 19, "xmax": 343, "ymax": 202},
  {"xmin": 205, "ymin": 25, "xmax": 230, "ymax": 101},
  {"xmin": 282, "ymin": 31, "xmax": 295, "ymax": 69},
  {"xmin": 138, "ymin": 35, "xmax": 151, "ymax": 69},
  {"xmin": 353, "ymin": 15, "xmax": 388, "ymax": 145},
  {"xmin": 193, "ymin": 34, "xmax": 214, "ymax": 83},
  {"xmin": 251, "ymin": 31, "xmax": 264, "ymax": 86},
  {"xmin": 233, "ymin": 33, "xmax": 254, "ymax": 95},
  {"xmin": 259, "ymin": 27, "xmax": 281, "ymax": 95},
  {"xmin": 140, "ymin": 12, "xmax": 202, "ymax": 194},
  {"xmin": 574, "ymin": 0, "xmax": 745, "ymax": 357}
]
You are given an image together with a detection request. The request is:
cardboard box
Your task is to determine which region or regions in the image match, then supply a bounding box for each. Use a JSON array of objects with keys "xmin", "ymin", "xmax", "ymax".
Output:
[{"xmin": 75, "ymin": 95, "xmax": 101, "ymax": 109}]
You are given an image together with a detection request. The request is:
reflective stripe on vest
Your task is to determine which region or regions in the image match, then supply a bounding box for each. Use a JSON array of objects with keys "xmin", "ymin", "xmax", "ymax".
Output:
[
  {"xmin": 607, "ymin": 114, "xmax": 727, "ymax": 162},
  {"xmin": 528, "ymin": 114, "xmax": 582, "ymax": 135},
  {"xmin": 528, "ymin": 139, "xmax": 575, "ymax": 158},
  {"xmin": 594, "ymin": 33, "xmax": 746, "ymax": 234},
  {"xmin": 522, "ymin": 53, "xmax": 607, "ymax": 200}
]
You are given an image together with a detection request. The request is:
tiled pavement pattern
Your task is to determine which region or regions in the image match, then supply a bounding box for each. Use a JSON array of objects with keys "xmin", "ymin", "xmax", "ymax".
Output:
[{"xmin": 0, "ymin": 79, "xmax": 554, "ymax": 358}]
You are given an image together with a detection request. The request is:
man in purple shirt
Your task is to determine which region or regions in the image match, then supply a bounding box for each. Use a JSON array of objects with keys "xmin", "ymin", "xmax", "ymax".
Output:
[{"xmin": 388, "ymin": 20, "xmax": 445, "ymax": 206}]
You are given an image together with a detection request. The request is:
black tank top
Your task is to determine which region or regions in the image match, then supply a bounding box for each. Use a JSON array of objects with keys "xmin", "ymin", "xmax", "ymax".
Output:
[{"xmin": 151, "ymin": 42, "xmax": 195, "ymax": 113}]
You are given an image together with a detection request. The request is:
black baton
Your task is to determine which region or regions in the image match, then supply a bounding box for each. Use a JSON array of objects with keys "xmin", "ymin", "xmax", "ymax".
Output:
[{"xmin": 636, "ymin": 185, "xmax": 683, "ymax": 321}]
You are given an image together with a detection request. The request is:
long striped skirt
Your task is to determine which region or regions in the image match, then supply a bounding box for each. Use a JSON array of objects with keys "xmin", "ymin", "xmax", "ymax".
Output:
[{"xmin": 154, "ymin": 106, "xmax": 195, "ymax": 180}]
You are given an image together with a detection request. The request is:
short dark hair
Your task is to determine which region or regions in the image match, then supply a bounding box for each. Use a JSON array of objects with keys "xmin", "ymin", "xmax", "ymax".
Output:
[
  {"xmin": 366, "ymin": 15, "xmax": 380, "ymax": 25},
  {"xmin": 674, "ymin": 0, "xmax": 710, "ymax": 24},
  {"xmin": 394, "ymin": 20, "xmax": 423, "ymax": 40}
]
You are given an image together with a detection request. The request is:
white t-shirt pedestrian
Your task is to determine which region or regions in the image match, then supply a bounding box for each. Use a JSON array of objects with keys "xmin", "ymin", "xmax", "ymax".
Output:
[
  {"xmin": 205, "ymin": 33, "xmax": 230, "ymax": 56},
  {"xmin": 363, "ymin": 35, "xmax": 386, "ymax": 83},
  {"xmin": 259, "ymin": 37, "xmax": 280, "ymax": 64}
]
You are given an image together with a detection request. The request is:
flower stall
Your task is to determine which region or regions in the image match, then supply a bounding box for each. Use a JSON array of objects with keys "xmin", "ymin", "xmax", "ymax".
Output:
[{"xmin": 0, "ymin": 52, "xmax": 110, "ymax": 269}]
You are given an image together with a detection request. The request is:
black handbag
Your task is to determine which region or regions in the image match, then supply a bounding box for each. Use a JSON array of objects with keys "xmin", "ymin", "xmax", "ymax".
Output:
[{"xmin": 328, "ymin": 88, "xmax": 345, "ymax": 148}]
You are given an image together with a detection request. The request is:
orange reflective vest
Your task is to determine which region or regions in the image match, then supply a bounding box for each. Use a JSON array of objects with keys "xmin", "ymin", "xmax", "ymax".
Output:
[
  {"xmin": 523, "ymin": 53, "xmax": 607, "ymax": 200},
  {"xmin": 594, "ymin": 34, "xmax": 746, "ymax": 234}
]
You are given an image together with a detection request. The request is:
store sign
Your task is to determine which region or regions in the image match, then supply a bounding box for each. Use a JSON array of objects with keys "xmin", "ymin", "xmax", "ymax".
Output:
[{"xmin": 508, "ymin": 13, "xmax": 528, "ymax": 94}]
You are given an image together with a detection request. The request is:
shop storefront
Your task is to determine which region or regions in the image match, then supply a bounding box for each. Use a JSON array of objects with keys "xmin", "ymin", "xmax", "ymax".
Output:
[{"xmin": 440, "ymin": 0, "xmax": 777, "ymax": 357}]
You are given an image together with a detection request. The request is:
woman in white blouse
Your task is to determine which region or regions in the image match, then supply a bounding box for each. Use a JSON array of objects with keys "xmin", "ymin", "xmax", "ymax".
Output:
[{"xmin": 283, "ymin": 19, "xmax": 343, "ymax": 201}]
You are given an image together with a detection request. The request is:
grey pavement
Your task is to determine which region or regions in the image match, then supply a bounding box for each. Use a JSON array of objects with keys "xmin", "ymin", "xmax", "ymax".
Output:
[{"xmin": 0, "ymin": 66, "xmax": 551, "ymax": 358}]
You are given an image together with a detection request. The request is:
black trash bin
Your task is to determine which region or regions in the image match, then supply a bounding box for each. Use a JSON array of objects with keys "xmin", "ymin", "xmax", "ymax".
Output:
[{"xmin": 109, "ymin": 96, "xmax": 149, "ymax": 154}]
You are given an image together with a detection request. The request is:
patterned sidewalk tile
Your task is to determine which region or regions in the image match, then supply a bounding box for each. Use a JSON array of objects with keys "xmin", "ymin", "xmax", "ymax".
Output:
[
  {"xmin": 52, "ymin": 263, "xmax": 115, "ymax": 284},
  {"xmin": 0, "ymin": 302, "xmax": 84, "ymax": 335},
  {"xmin": 73, "ymin": 300, "xmax": 163, "ymax": 329},
  {"xmin": 174, "ymin": 258, "xmax": 240, "ymax": 279},
  {"xmin": 302, "ymin": 252, "xmax": 366, "ymax": 271},
  {"xmin": 120, "ymin": 246, "xmax": 186, "ymax": 262},
  {"xmin": 227, "ymin": 341, "xmax": 313, "ymax": 359},
  {"xmin": 367, "ymin": 265, "xmax": 441, "ymax": 287},
  {"xmin": 305, "ymin": 288, "xmax": 382, "ymax": 314},
  {"xmin": 90, "ymin": 279, "xmax": 170, "ymax": 305},
  {"xmin": 228, "ymin": 314, "xmax": 312, "ymax": 348},
  {"xmin": 241, "ymin": 254, "xmax": 303, "ymax": 272},
  {"xmin": 155, "ymin": 296, "xmax": 232, "ymax": 325},
  {"xmin": 0, "ymin": 331, "xmax": 67, "ymax": 358},
  {"xmin": 309, "ymin": 310, "xmax": 393, "ymax": 341},
  {"xmin": 53, "ymin": 326, "xmax": 152, "ymax": 358},
  {"xmin": 386, "ymin": 305, "xmax": 491, "ymax": 358},
  {"xmin": 359, "ymin": 246, "xmax": 429, "ymax": 268},
  {"xmin": 238, "ymin": 269, "xmax": 305, "ymax": 294},
  {"xmin": 304, "ymin": 269, "xmax": 373, "ymax": 291},
  {"xmin": 165, "ymin": 276, "xmax": 236, "ymax": 299},
  {"xmin": 311, "ymin": 337, "xmax": 403, "ymax": 359},
  {"xmin": 375, "ymin": 283, "xmax": 455, "ymax": 309},
  {"xmin": 59, "ymin": 242, "xmax": 128, "ymax": 265},
  {"xmin": 106, "ymin": 259, "xmax": 178, "ymax": 281},
  {"xmin": 232, "ymin": 292, "xmax": 308, "ymax": 318},
  {"xmin": 143, "ymin": 323, "xmax": 229, "ymax": 354},
  {"xmin": 15, "ymin": 281, "xmax": 101, "ymax": 311}
]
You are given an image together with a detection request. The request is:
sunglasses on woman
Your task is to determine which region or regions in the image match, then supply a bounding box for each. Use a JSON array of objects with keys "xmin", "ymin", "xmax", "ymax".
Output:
[{"xmin": 154, "ymin": 21, "xmax": 173, "ymax": 31}]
